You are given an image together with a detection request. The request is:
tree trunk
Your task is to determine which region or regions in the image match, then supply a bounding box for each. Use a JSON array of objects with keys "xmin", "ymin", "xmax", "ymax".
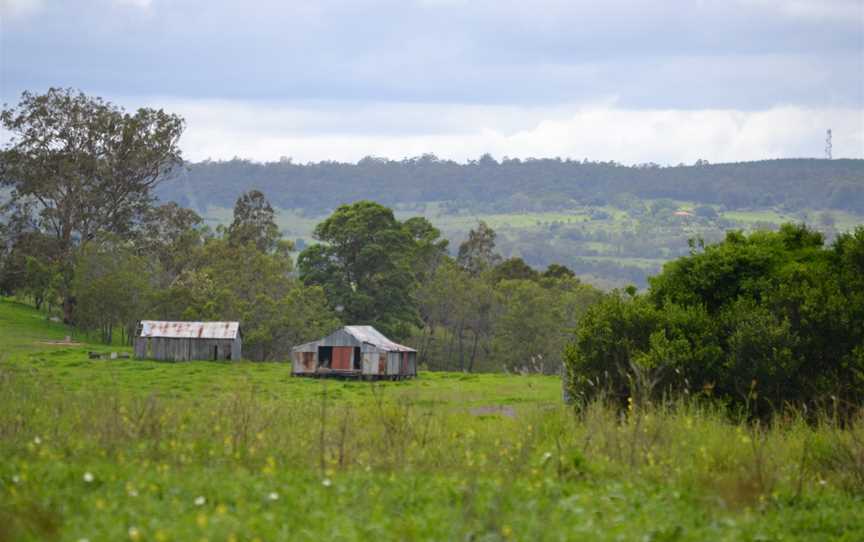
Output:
[
  {"xmin": 457, "ymin": 322, "xmax": 465, "ymax": 372},
  {"xmin": 444, "ymin": 327, "xmax": 457, "ymax": 371},
  {"xmin": 468, "ymin": 332, "xmax": 480, "ymax": 373},
  {"xmin": 62, "ymin": 296, "xmax": 75, "ymax": 325}
]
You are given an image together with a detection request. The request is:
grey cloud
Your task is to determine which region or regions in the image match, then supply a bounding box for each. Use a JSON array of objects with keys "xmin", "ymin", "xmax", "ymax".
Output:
[{"xmin": 1, "ymin": 0, "xmax": 862, "ymax": 109}]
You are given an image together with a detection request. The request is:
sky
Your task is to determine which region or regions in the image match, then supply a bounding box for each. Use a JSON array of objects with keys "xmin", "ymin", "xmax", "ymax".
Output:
[{"xmin": 1, "ymin": 0, "xmax": 863, "ymax": 164}]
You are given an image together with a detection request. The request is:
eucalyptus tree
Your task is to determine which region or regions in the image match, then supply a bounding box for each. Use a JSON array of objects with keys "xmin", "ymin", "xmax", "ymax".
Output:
[
  {"xmin": 0, "ymin": 88, "xmax": 184, "ymax": 322},
  {"xmin": 299, "ymin": 201, "xmax": 431, "ymax": 339},
  {"xmin": 457, "ymin": 221, "xmax": 502, "ymax": 277},
  {"xmin": 227, "ymin": 189, "xmax": 282, "ymax": 253}
]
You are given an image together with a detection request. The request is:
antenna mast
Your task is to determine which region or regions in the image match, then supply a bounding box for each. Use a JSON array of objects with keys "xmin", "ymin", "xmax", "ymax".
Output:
[{"xmin": 825, "ymin": 129, "xmax": 833, "ymax": 160}]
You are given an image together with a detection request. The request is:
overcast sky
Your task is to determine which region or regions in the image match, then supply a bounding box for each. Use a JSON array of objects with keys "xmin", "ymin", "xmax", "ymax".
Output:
[{"xmin": 1, "ymin": 0, "xmax": 863, "ymax": 164}]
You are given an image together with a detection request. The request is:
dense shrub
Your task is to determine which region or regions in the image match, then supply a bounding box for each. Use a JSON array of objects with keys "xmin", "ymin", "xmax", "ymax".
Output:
[{"xmin": 564, "ymin": 224, "xmax": 864, "ymax": 416}]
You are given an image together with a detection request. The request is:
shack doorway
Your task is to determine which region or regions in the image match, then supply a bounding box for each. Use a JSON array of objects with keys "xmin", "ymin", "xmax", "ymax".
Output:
[
  {"xmin": 318, "ymin": 346, "xmax": 333, "ymax": 368},
  {"xmin": 213, "ymin": 345, "xmax": 218, "ymax": 360}
]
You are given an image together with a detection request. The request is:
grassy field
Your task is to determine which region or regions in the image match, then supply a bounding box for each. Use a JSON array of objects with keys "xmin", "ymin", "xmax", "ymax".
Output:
[{"xmin": 2, "ymin": 299, "xmax": 863, "ymax": 541}]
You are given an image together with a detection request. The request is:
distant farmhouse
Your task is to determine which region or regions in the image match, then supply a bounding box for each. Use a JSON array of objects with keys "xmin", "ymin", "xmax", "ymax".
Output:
[
  {"xmin": 134, "ymin": 321, "xmax": 241, "ymax": 362},
  {"xmin": 292, "ymin": 326, "xmax": 417, "ymax": 379}
]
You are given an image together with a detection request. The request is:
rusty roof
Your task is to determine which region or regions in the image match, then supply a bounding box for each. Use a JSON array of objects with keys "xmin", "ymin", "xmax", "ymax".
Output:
[
  {"xmin": 291, "ymin": 325, "xmax": 417, "ymax": 352},
  {"xmin": 139, "ymin": 321, "xmax": 240, "ymax": 339},
  {"xmin": 343, "ymin": 326, "xmax": 416, "ymax": 352}
]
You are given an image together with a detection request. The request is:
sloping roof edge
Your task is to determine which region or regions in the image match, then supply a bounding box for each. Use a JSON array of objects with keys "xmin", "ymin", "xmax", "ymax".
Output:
[
  {"xmin": 291, "ymin": 325, "xmax": 416, "ymax": 352},
  {"xmin": 344, "ymin": 325, "xmax": 416, "ymax": 352},
  {"xmin": 139, "ymin": 321, "xmax": 240, "ymax": 340}
]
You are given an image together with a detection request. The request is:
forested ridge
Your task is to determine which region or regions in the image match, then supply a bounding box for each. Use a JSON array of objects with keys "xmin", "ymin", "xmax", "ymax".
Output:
[{"xmin": 162, "ymin": 156, "xmax": 864, "ymax": 214}]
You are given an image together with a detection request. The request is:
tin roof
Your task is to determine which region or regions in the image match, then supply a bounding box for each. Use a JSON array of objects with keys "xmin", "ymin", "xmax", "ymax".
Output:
[
  {"xmin": 139, "ymin": 321, "xmax": 240, "ymax": 339},
  {"xmin": 292, "ymin": 325, "xmax": 416, "ymax": 352},
  {"xmin": 343, "ymin": 326, "xmax": 416, "ymax": 352}
]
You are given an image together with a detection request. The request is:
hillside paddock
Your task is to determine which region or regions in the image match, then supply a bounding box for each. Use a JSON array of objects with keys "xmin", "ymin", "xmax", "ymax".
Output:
[{"xmin": 1, "ymin": 299, "xmax": 862, "ymax": 541}]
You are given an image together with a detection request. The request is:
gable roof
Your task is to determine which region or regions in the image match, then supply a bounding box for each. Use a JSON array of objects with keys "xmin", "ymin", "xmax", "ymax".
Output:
[
  {"xmin": 343, "ymin": 325, "xmax": 416, "ymax": 352},
  {"xmin": 292, "ymin": 325, "xmax": 416, "ymax": 352},
  {"xmin": 138, "ymin": 321, "xmax": 240, "ymax": 340}
]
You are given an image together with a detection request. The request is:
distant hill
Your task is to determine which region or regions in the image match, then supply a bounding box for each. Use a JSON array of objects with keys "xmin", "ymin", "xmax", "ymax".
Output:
[{"xmin": 157, "ymin": 157, "xmax": 864, "ymax": 214}]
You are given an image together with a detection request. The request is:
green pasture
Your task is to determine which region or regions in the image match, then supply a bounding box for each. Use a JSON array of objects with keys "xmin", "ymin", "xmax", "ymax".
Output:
[{"xmin": 2, "ymin": 300, "xmax": 863, "ymax": 541}]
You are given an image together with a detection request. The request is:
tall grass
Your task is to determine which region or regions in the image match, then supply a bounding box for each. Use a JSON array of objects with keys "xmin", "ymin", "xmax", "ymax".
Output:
[{"xmin": 2, "ymin": 362, "xmax": 863, "ymax": 540}]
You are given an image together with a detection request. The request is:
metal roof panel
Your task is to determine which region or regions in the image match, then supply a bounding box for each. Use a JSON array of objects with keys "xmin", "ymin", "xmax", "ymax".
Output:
[
  {"xmin": 139, "ymin": 321, "xmax": 240, "ymax": 339},
  {"xmin": 343, "ymin": 325, "xmax": 416, "ymax": 352}
]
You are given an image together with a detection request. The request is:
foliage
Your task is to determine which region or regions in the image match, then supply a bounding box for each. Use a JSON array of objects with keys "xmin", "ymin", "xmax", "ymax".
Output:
[
  {"xmin": 489, "ymin": 257, "xmax": 538, "ymax": 283},
  {"xmin": 227, "ymin": 189, "xmax": 284, "ymax": 254},
  {"xmin": 72, "ymin": 237, "xmax": 154, "ymax": 344},
  {"xmin": 138, "ymin": 202, "xmax": 206, "ymax": 284},
  {"xmin": 0, "ymin": 88, "xmax": 184, "ymax": 322},
  {"xmin": 457, "ymin": 221, "xmax": 502, "ymax": 276},
  {"xmin": 415, "ymin": 232, "xmax": 601, "ymax": 373},
  {"xmin": 299, "ymin": 201, "xmax": 432, "ymax": 339},
  {"xmin": 490, "ymin": 277, "xmax": 601, "ymax": 374},
  {"xmin": 171, "ymin": 238, "xmax": 338, "ymax": 361},
  {"xmin": 564, "ymin": 224, "xmax": 864, "ymax": 415}
]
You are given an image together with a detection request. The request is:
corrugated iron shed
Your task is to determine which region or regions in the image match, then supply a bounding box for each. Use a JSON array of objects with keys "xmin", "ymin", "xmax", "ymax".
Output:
[
  {"xmin": 292, "ymin": 325, "xmax": 417, "ymax": 379},
  {"xmin": 139, "ymin": 321, "xmax": 240, "ymax": 340}
]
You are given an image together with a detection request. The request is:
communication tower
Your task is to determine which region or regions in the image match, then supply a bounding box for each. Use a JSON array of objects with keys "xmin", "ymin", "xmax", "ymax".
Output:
[{"xmin": 825, "ymin": 129, "xmax": 833, "ymax": 160}]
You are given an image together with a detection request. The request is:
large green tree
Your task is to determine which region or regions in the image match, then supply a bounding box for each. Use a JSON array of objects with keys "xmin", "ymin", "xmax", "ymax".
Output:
[
  {"xmin": 139, "ymin": 202, "xmax": 206, "ymax": 284},
  {"xmin": 0, "ymin": 88, "xmax": 184, "ymax": 322},
  {"xmin": 457, "ymin": 221, "xmax": 502, "ymax": 277},
  {"xmin": 298, "ymin": 201, "xmax": 433, "ymax": 338},
  {"xmin": 227, "ymin": 189, "xmax": 282, "ymax": 253}
]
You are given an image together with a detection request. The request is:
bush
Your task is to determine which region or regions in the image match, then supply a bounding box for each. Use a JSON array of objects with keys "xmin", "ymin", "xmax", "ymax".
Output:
[{"xmin": 564, "ymin": 224, "xmax": 864, "ymax": 416}]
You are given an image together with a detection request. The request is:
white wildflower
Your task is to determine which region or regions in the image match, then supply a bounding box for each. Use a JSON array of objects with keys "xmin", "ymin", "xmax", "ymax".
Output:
[
  {"xmin": 83, "ymin": 472, "xmax": 94, "ymax": 483},
  {"xmin": 33, "ymin": 436, "xmax": 42, "ymax": 445},
  {"xmin": 194, "ymin": 496, "xmax": 206, "ymax": 506},
  {"xmin": 268, "ymin": 491, "xmax": 279, "ymax": 501},
  {"xmin": 128, "ymin": 526, "xmax": 140, "ymax": 540},
  {"xmin": 819, "ymin": 479, "xmax": 828, "ymax": 486},
  {"xmin": 11, "ymin": 475, "xmax": 20, "ymax": 484},
  {"xmin": 322, "ymin": 478, "xmax": 332, "ymax": 487}
]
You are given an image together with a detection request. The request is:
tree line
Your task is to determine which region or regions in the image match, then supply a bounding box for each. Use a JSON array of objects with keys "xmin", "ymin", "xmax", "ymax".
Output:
[{"xmin": 160, "ymin": 154, "xmax": 864, "ymax": 215}]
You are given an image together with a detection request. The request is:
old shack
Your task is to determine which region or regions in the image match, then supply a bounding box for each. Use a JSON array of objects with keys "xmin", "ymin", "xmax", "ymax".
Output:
[
  {"xmin": 292, "ymin": 326, "xmax": 417, "ymax": 379},
  {"xmin": 134, "ymin": 321, "xmax": 242, "ymax": 362}
]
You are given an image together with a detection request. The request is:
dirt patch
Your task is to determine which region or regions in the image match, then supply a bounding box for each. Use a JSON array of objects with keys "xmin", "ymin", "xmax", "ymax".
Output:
[
  {"xmin": 37, "ymin": 340, "xmax": 83, "ymax": 346},
  {"xmin": 470, "ymin": 405, "xmax": 517, "ymax": 418}
]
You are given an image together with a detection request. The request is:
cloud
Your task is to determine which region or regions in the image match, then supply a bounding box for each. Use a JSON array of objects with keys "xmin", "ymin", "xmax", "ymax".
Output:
[
  {"xmin": 2, "ymin": 0, "xmax": 861, "ymax": 109},
  {"xmin": 152, "ymin": 99, "xmax": 863, "ymax": 164},
  {"xmin": 112, "ymin": 0, "xmax": 151, "ymax": 7},
  {"xmin": 741, "ymin": 0, "xmax": 864, "ymax": 22},
  {"xmin": 0, "ymin": 0, "xmax": 44, "ymax": 18},
  {"xmin": 2, "ymin": 0, "xmax": 860, "ymax": 165}
]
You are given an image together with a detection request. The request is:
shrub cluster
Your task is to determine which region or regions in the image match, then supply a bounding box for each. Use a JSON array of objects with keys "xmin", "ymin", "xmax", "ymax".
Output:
[{"xmin": 565, "ymin": 224, "xmax": 864, "ymax": 416}]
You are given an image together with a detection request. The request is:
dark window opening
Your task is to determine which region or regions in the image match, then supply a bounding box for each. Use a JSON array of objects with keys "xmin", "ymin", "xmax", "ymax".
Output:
[
  {"xmin": 353, "ymin": 347, "xmax": 362, "ymax": 370},
  {"xmin": 318, "ymin": 346, "xmax": 333, "ymax": 368},
  {"xmin": 213, "ymin": 345, "xmax": 219, "ymax": 361}
]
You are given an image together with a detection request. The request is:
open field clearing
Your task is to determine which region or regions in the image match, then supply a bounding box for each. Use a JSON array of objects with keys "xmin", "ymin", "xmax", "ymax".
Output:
[{"xmin": 2, "ymin": 300, "xmax": 863, "ymax": 541}]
